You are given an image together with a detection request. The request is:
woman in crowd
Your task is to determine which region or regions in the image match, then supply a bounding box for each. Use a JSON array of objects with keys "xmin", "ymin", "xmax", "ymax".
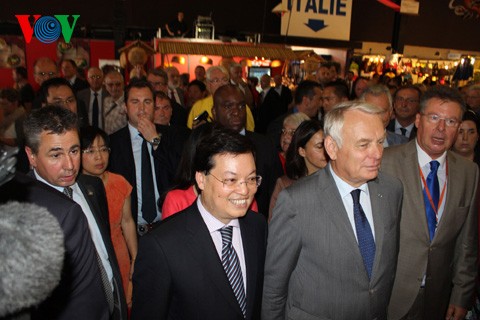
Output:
[
  {"xmin": 162, "ymin": 123, "xmax": 258, "ymax": 218},
  {"xmin": 80, "ymin": 126, "xmax": 138, "ymax": 307},
  {"xmin": 269, "ymin": 120, "xmax": 328, "ymax": 221},
  {"xmin": 277, "ymin": 112, "xmax": 310, "ymax": 173},
  {"xmin": 452, "ymin": 110, "xmax": 480, "ymax": 166}
]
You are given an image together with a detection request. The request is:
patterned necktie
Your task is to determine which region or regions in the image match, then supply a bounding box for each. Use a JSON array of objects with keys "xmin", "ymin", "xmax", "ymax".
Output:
[
  {"xmin": 220, "ymin": 226, "xmax": 246, "ymax": 318},
  {"xmin": 63, "ymin": 186, "xmax": 73, "ymax": 199},
  {"xmin": 96, "ymin": 251, "xmax": 114, "ymax": 313},
  {"xmin": 141, "ymin": 136, "xmax": 157, "ymax": 223},
  {"xmin": 92, "ymin": 92, "xmax": 99, "ymax": 128},
  {"xmin": 351, "ymin": 189, "xmax": 376, "ymax": 280},
  {"xmin": 424, "ymin": 160, "xmax": 440, "ymax": 241}
]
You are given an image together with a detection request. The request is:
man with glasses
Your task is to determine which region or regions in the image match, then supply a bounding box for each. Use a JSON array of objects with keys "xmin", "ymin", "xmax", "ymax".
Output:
[
  {"xmin": 382, "ymin": 86, "xmax": 478, "ymax": 320},
  {"xmin": 77, "ymin": 67, "xmax": 110, "ymax": 129},
  {"xmin": 41, "ymin": 77, "xmax": 89, "ymax": 128},
  {"xmin": 32, "ymin": 57, "xmax": 58, "ymax": 110},
  {"xmin": 108, "ymin": 81, "xmax": 189, "ymax": 236},
  {"xmin": 99, "ymin": 71, "xmax": 125, "ymax": 134},
  {"xmin": 147, "ymin": 68, "xmax": 187, "ymax": 127},
  {"xmin": 132, "ymin": 127, "xmax": 266, "ymax": 319},
  {"xmin": 465, "ymin": 84, "xmax": 480, "ymax": 114},
  {"xmin": 387, "ymin": 85, "xmax": 422, "ymax": 140},
  {"xmin": 187, "ymin": 65, "xmax": 255, "ymax": 131}
]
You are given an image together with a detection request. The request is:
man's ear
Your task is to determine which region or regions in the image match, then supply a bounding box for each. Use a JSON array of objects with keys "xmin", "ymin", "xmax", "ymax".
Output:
[
  {"xmin": 25, "ymin": 146, "xmax": 37, "ymax": 168},
  {"xmin": 195, "ymin": 171, "xmax": 206, "ymax": 191},
  {"xmin": 211, "ymin": 106, "xmax": 216, "ymax": 120},
  {"xmin": 324, "ymin": 135, "xmax": 338, "ymax": 161}
]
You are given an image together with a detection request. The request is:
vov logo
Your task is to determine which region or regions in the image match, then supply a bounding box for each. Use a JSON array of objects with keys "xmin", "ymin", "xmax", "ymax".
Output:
[{"xmin": 15, "ymin": 15, "xmax": 80, "ymax": 44}]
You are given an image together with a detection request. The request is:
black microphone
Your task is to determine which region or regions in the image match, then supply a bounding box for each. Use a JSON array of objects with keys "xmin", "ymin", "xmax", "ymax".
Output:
[{"xmin": 0, "ymin": 201, "xmax": 65, "ymax": 317}]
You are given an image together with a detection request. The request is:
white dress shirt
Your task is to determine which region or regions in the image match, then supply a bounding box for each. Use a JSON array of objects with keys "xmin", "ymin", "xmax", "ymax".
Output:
[
  {"xmin": 196, "ymin": 196, "xmax": 247, "ymax": 292},
  {"xmin": 328, "ymin": 164, "xmax": 376, "ymax": 242},
  {"xmin": 394, "ymin": 120, "xmax": 415, "ymax": 138}
]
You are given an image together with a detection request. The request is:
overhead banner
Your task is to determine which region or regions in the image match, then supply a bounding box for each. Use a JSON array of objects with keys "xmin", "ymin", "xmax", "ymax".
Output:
[{"xmin": 274, "ymin": 0, "xmax": 353, "ymax": 40}]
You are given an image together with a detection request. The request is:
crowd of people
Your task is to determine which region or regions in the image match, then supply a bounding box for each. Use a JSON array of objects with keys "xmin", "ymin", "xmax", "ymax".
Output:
[{"xmin": 1, "ymin": 56, "xmax": 480, "ymax": 320}]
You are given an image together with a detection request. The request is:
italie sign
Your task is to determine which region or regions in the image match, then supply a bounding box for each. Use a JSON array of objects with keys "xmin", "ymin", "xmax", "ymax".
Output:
[{"xmin": 275, "ymin": 0, "xmax": 353, "ymax": 41}]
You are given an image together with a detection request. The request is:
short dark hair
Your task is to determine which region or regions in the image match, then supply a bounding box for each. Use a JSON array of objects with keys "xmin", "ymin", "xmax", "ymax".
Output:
[
  {"xmin": 61, "ymin": 59, "xmax": 77, "ymax": 68},
  {"xmin": 193, "ymin": 126, "xmax": 255, "ymax": 174},
  {"xmin": 419, "ymin": 85, "xmax": 466, "ymax": 114},
  {"xmin": 213, "ymin": 84, "xmax": 243, "ymax": 108},
  {"xmin": 147, "ymin": 68, "xmax": 168, "ymax": 83},
  {"xmin": 154, "ymin": 91, "xmax": 173, "ymax": 105},
  {"xmin": 393, "ymin": 85, "xmax": 422, "ymax": 100},
  {"xmin": 80, "ymin": 126, "xmax": 110, "ymax": 151},
  {"xmin": 40, "ymin": 77, "xmax": 74, "ymax": 103},
  {"xmin": 14, "ymin": 66, "xmax": 28, "ymax": 79},
  {"xmin": 0, "ymin": 88, "xmax": 20, "ymax": 103},
  {"xmin": 23, "ymin": 105, "xmax": 78, "ymax": 153},
  {"xmin": 294, "ymin": 80, "xmax": 322, "ymax": 105},
  {"xmin": 285, "ymin": 120, "xmax": 324, "ymax": 180},
  {"xmin": 188, "ymin": 80, "xmax": 207, "ymax": 92},
  {"xmin": 124, "ymin": 80, "xmax": 154, "ymax": 102},
  {"xmin": 324, "ymin": 81, "xmax": 349, "ymax": 99}
]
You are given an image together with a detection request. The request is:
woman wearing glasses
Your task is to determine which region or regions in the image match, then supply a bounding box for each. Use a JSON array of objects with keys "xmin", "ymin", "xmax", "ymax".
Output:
[{"xmin": 80, "ymin": 126, "xmax": 137, "ymax": 309}]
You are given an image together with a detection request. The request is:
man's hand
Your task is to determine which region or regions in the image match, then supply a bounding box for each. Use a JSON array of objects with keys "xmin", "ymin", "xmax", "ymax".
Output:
[
  {"xmin": 137, "ymin": 116, "xmax": 157, "ymax": 142},
  {"xmin": 445, "ymin": 304, "xmax": 467, "ymax": 320}
]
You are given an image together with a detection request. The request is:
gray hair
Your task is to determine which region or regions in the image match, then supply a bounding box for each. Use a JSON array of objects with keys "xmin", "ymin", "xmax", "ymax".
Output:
[
  {"xmin": 206, "ymin": 65, "xmax": 229, "ymax": 81},
  {"xmin": 324, "ymin": 101, "xmax": 383, "ymax": 148},
  {"xmin": 283, "ymin": 112, "xmax": 310, "ymax": 128},
  {"xmin": 359, "ymin": 84, "xmax": 393, "ymax": 112}
]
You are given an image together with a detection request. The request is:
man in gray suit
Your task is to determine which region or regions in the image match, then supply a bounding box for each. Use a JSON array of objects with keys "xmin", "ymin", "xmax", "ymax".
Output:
[
  {"xmin": 263, "ymin": 101, "xmax": 403, "ymax": 319},
  {"xmin": 382, "ymin": 86, "xmax": 478, "ymax": 320}
]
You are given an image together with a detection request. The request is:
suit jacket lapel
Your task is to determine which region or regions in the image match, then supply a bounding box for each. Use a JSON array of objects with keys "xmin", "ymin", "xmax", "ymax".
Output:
[
  {"xmin": 368, "ymin": 177, "xmax": 386, "ymax": 283},
  {"xmin": 239, "ymin": 214, "xmax": 259, "ymax": 319},
  {"xmin": 184, "ymin": 206, "xmax": 244, "ymax": 317}
]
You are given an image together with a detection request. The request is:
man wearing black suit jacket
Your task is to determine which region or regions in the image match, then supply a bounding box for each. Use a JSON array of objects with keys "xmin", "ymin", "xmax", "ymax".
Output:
[
  {"xmin": 386, "ymin": 85, "xmax": 422, "ymax": 140},
  {"xmin": 61, "ymin": 59, "xmax": 89, "ymax": 94},
  {"xmin": 77, "ymin": 67, "xmax": 110, "ymax": 129},
  {"xmin": 23, "ymin": 106, "xmax": 127, "ymax": 320},
  {"xmin": 108, "ymin": 81, "xmax": 189, "ymax": 235},
  {"xmin": 256, "ymin": 74, "xmax": 284, "ymax": 134},
  {"xmin": 132, "ymin": 127, "xmax": 267, "ymax": 319},
  {"xmin": 212, "ymin": 84, "xmax": 283, "ymax": 217},
  {"xmin": 0, "ymin": 172, "xmax": 110, "ymax": 320}
]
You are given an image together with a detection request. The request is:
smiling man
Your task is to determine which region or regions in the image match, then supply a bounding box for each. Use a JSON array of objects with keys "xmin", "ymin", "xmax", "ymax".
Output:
[
  {"xmin": 382, "ymin": 86, "xmax": 478, "ymax": 320},
  {"xmin": 132, "ymin": 127, "xmax": 267, "ymax": 319},
  {"xmin": 263, "ymin": 101, "xmax": 403, "ymax": 319}
]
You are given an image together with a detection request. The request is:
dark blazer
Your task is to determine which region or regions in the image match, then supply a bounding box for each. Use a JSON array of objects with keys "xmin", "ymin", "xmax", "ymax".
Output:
[
  {"xmin": 0, "ymin": 173, "xmax": 110, "ymax": 320},
  {"xmin": 382, "ymin": 141, "xmax": 479, "ymax": 320},
  {"xmin": 70, "ymin": 77, "xmax": 89, "ymax": 94},
  {"xmin": 131, "ymin": 203, "xmax": 267, "ymax": 320},
  {"xmin": 277, "ymin": 85, "xmax": 293, "ymax": 112},
  {"xmin": 256, "ymin": 88, "xmax": 284, "ymax": 134},
  {"xmin": 386, "ymin": 119, "xmax": 417, "ymax": 141},
  {"xmin": 75, "ymin": 174, "xmax": 128, "ymax": 320},
  {"xmin": 108, "ymin": 124, "xmax": 190, "ymax": 224},
  {"xmin": 262, "ymin": 168, "xmax": 403, "ymax": 319},
  {"xmin": 245, "ymin": 131, "xmax": 283, "ymax": 217},
  {"xmin": 171, "ymin": 100, "xmax": 188, "ymax": 127}
]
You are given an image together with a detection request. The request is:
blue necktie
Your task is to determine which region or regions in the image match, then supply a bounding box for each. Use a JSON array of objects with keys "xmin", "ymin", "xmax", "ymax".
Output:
[
  {"xmin": 220, "ymin": 226, "xmax": 246, "ymax": 318},
  {"xmin": 423, "ymin": 160, "xmax": 440, "ymax": 241},
  {"xmin": 351, "ymin": 189, "xmax": 376, "ymax": 280}
]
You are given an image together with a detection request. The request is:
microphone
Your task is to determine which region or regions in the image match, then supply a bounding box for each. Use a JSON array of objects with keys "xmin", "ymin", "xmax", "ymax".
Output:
[
  {"xmin": 0, "ymin": 146, "xmax": 18, "ymax": 187},
  {"xmin": 0, "ymin": 201, "xmax": 65, "ymax": 317}
]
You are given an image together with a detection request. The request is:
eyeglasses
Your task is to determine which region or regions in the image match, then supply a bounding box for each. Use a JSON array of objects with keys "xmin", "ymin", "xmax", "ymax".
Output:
[
  {"xmin": 221, "ymin": 102, "xmax": 246, "ymax": 111},
  {"xmin": 149, "ymin": 81, "xmax": 167, "ymax": 87},
  {"xmin": 208, "ymin": 77, "xmax": 229, "ymax": 84},
  {"xmin": 281, "ymin": 128, "xmax": 296, "ymax": 136},
  {"xmin": 420, "ymin": 113, "xmax": 460, "ymax": 127},
  {"xmin": 36, "ymin": 71, "xmax": 56, "ymax": 78},
  {"xmin": 395, "ymin": 96, "xmax": 419, "ymax": 104},
  {"xmin": 52, "ymin": 97, "xmax": 76, "ymax": 106},
  {"xmin": 208, "ymin": 172, "xmax": 262, "ymax": 189},
  {"xmin": 89, "ymin": 75, "xmax": 102, "ymax": 80},
  {"xmin": 82, "ymin": 146, "xmax": 111, "ymax": 156}
]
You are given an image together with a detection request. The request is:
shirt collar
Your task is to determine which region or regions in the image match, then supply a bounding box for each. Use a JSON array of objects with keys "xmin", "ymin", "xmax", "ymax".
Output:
[
  {"xmin": 34, "ymin": 169, "xmax": 77, "ymax": 193},
  {"xmin": 415, "ymin": 139, "xmax": 447, "ymax": 168},
  {"xmin": 395, "ymin": 120, "xmax": 415, "ymax": 131},
  {"xmin": 196, "ymin": 196, "xmax": 240, "ymax": 233},
  {"xmin": 328, "ymin": 163, "xmax": 369, "ymax": 199},
  {"xmin": 128, "ymin": 123, "xmax": 142, "ymax": 141}
]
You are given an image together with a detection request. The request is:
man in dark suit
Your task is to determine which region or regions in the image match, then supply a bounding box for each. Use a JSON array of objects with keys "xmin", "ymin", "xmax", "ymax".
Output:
[
  {"xmin": 212, "ymin": 84, "xmax": 283, "ymax": 217},
  {"xmin": 108, "ymin": 81, "xmax": 189, "ymax": 235},
  {"xmin": 273, "ymin": 74, "xmax": 293, "ymax": 111},
  {"xmin": 77, "ymin": 67, "xmax": 110, "ymax": 129},
  {"xmin": 263, "ymin": 101, "xmax": 403, "ymax": 319},
  {"xmin": 61, "ymin": 59, "xmax": 89, "ymax": 94},
  {"xmin": 0, "ymin": 172, "xmax": 110, "ymax": 320},
  {"xmin": 22, "ymin": 106, "xmax": 127, "ymax": 320},
  {"xmin": 386, "ymin": 85, "xmax": 422, "ymax": 140},
  {"xmin": 131, "ymin": 127, "xmax": 267, "ymax": 319},
  {"xmin": 360, "ymin": 84, "xmax": 408, "ymax": 147},
  {"xmin": 382, "ymin": 86, "xmax": 478, "ymax": 320},
  {"xmin": 256, "ymin": 74, "xmax": 283, "ymax": 134}
]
